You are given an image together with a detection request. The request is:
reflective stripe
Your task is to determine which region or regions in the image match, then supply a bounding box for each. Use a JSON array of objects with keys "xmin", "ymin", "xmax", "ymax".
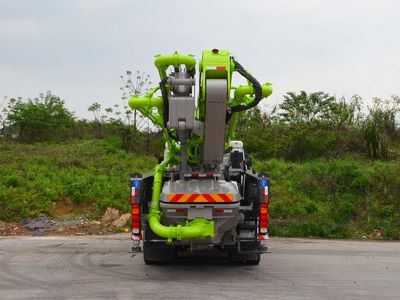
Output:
[{"xmin": 168, "ymin": 193, "xmax": 234, "ymax": 203}]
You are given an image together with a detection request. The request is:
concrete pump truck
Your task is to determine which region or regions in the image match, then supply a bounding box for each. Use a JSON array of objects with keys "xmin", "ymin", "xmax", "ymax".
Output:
[{"xmin": 128, "ymin": 49, "xmax": 272, "ymax": 264}]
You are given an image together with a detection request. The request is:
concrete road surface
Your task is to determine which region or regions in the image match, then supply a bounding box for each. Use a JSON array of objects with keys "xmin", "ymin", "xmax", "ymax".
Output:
[{"xmin": 0, "ymin": 235, "xmax": 399, "ymax": 300}]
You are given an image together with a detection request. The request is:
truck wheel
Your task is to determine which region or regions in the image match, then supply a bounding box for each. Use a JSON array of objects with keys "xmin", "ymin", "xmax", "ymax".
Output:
[
  {"xmin": 143, "ymin": 224, "xmax": 176, "ymax": 265},
  {"xmin": 245, "ymin": 253, "xmax": 260, "ymax": 265},
  {"xmin": 228, "ymin": 247, "xmax": 260, "ymax": 265}
]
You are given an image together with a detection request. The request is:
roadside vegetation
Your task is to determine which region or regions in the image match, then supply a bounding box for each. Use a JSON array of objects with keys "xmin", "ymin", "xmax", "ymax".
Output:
[
  {"xmin": 0, "ymin": 138, "xmax": 155, "ymax": 221},
  {"xmin": 255, "ymin": 158, "xmax": 400, "ymax": 239},
  {"xmin": 0, "ymin": 82, "xmax": 399, "ymax": 239}
]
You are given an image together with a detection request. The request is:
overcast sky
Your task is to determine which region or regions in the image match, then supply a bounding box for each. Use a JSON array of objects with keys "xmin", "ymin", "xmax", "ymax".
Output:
[{"xmin": 1, "ymin": 0, "xmax": 400, "ymax": 119}]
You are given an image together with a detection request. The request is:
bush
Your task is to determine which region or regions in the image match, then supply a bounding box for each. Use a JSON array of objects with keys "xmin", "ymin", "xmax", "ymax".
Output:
[
  {"xmin": 6, "ymin": 92, "xmax": 75, "ymax": 142},
  {"xmin": 363, "ymin": 97, "xmax": 400, "ymax": 159},
  {"xmin": 237, "ymin": 92, "xmax": 399, "ymax": 162}
]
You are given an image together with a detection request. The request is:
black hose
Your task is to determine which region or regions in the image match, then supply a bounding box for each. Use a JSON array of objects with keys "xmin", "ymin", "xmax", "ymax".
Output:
[
  {"xmin": 226, "ymin": 57, "xmax": 263, "ymax": 121},
  {"xmin": 159, "ymin": 78, "xmax": 178, "ymax": 141},
  {"xmin": 159, "ymin": 78, "xmax": 169, "ymax": 128}
]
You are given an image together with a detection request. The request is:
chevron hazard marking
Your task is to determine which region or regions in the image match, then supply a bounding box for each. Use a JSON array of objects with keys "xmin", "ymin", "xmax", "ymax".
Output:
[{"xmin": 168, "ymin": 194, "xmax": 233, "ymax": 203}]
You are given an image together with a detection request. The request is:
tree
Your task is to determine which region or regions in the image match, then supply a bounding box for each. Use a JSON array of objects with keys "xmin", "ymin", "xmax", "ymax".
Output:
[
  {"xmin": 237, "ymin": 106, "xmax": 267, "ymax": 134},
  {"xmin": 120, "ymin": 70, "xmax": 152, "ymax": 130},
  {"xmin": 88, "ymin": 102, "xmax": 101, "ymax": 122},
  {"xmin": 326, "ymin": 95, "xmax": 363, "ymax": 128},
  {"xmin": 88, "ymin": 102, "xmax": 103, "ymax": 138},
  {"xmin": 7, "ymin": 92, "xmax": 75, "ymax": 142},
  {"xmin": 279, "ymin": 91, "xmax": 337, "ymax": 123}
]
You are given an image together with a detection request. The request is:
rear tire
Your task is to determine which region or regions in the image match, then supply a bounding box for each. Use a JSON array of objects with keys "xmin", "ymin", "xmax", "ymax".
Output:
[
  {"xmin": 228, "ymin": 247, "xmax": 260, "ymax": 265},
  {"xmin": 143, "ymin": 223, "xmax": 176, "ymax": 265},
  {"xmin": 245, "ymin": 254, "xmax": 261, "ymax": 265}
]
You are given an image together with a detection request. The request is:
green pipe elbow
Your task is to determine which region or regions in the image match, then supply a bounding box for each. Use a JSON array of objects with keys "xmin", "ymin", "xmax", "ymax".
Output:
[
  {"xmin": 128, "ymin": 96, "xmax": 163, "ymax": 110},
  {"xmin": 147, "ymin": 156, "xmax": 215, "ymax": 243},
  {"xmin": 234, "ymin": 83, "xmax": 273, "ymax": 99},
  {"xmin": 148, "ymin": 212, "xmax": 214, "ymax": 244},
  {"xmin": 154, "ymin": 52, "xmax": 196, "ymax": 79}
]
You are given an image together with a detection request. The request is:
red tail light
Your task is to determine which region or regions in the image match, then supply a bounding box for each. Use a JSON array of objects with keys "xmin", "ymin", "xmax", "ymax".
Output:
[
  {"xmin": 131, "ymin": 203, "xmax": 142, "ymax": 239},
  {"xmin": 259, "ymin": 203, "xmax": 269, "ymax": 234}
]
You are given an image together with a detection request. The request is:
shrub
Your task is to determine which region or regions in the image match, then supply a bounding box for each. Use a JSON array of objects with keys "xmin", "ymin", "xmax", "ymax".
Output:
[
  {"xmin": 363, "ymin": 97, "xmax": 400, "ymax": 159},
  {"xmin": 7, "ymin": 92, "xmax": 75, "ymax": 142}
]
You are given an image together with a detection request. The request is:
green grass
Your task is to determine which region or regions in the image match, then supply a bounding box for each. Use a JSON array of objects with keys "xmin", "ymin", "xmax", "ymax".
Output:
[
  {"xmin": 0, "ymin": 137, "xmax": 155, "ymax": 221},
  {"xmin": 254, "ymin": 158, "xmax": 400, "ymax": 239},
  {"xmin": 1, "ymin": 138, "xmax": 399, "ymax": 239}
]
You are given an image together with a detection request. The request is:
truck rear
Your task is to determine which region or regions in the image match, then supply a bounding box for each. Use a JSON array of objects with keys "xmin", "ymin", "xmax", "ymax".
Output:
[{"xmin": 127, "ymin": 50, "xmax": 272, "ymax": 264}]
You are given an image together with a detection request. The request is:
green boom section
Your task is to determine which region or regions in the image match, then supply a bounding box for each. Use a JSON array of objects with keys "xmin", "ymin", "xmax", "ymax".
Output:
[
  {"xmin": 198, "ymin": 49, "xmax": 232, "ymax": 121},
  {"xmin": 127, "ymin": 50, "xmax": 272, "ymax": 242},
  {"xmin": 128, "ymin": 96, "xmax": 163, "ymax": 110},
  {"xmin": 234, "ymin": 83, "xmax": 273, "ymax": 100}
]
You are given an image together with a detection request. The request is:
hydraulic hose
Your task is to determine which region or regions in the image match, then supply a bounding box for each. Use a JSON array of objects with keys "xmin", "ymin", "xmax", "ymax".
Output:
[
  {"xmin": 226, "ymin": 57, "xmax": 263, "ymax": 121},
  {"xmin": 159, "ymin": 78, "xmax": 179, "ymax": 142},
  {"xmin": 159, "ymin": 78, "xmax": 169, "ymax": 128}
]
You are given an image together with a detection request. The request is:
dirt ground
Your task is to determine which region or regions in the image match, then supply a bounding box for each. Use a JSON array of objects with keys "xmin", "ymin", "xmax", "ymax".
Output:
[
  {"xmin": 0, "ymin": 200, "xmax": 131, "ymax": 237},
  {"xmin": 0, "ymin": 220, "xmax": 125, "ymax": 236}
]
